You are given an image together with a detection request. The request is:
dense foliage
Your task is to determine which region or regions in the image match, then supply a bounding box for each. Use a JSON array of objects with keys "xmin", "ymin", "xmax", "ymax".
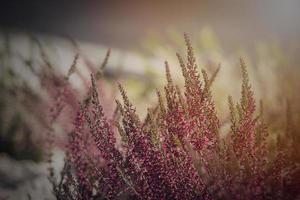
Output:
[{"xmin": 48, "ymin": 35, "xmax": 299, "ymax": 200}]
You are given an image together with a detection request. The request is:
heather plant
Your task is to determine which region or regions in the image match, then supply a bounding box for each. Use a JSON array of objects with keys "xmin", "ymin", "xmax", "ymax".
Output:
[
  {"xmin": 49, "ymin": 34, "xmax": 299, "ymax": 200},
  {"xmin": 140, "ymin": 28, "xmax": 300, "ymax": 124}
]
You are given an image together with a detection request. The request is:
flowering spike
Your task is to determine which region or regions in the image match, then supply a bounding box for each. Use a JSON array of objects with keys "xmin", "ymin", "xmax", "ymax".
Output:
[
  {"xmin": 208, "ymin": 64, "xmax": 221, "ymax": 87},
  {"xmin": 116, "ymin": 121, "xmax": 128, "ymax": 142},
  {"xmin": 118, "ymin": 83, "xmax": 141, "ymax": 126},
  {"xmin": 202, "ymin": 66, "xmax": 220, "ymax": 100},
  {"xmin": 240, "ymin": 58, "xmax": 253, "ymax": 112},
  {"xmin": 111, "ymin": 104, "xmax": 120, "ymax": 123},
  {"xmin": 96, "ymin": 48, "xmax": 111, "ymax": 80},
  {"xmin": 236, "ymin": 103, "xmax": 242, "ymax": 120},
  {"xmin": 165, "ymin": 61, "xmax": 173, "ymax": 85},
  {"xmin": 156, "ymin": 89, "xmax": 166, "ymax": 117},
  {"xmin": 228, "ymin": 95, "xmax": 237, "ymax": 134},
  {"xmin": 31, "ymin": 35, "xmax": 53, "ymax": 69},
  {"xmin": 240, "ymin": 58, "xmax": 250, "ymax": 88},
  {"xmin": 118, "ymin": 83, "xmax": 130, "ymax": 108},
  {"xmin": 176, "ymin": 53, "xmax": 189, "ymax": 82},
  {"xmin": 90, "ymin": 74, "xmax": 98, "ymax": 99},
  {"xmin": 100, "ymin": 48, "xmax": 111, "ymax": 70},
  {"xmin": 184, "ymin": 33, "xmax": 196, "ymax": 70},
  {"xmin": 66, "ymin": 53, "xmax": 79, "ymax": 79},
  {"xmin": 115, "ymin": 99, "xmax": 124, "ymax": 116}
]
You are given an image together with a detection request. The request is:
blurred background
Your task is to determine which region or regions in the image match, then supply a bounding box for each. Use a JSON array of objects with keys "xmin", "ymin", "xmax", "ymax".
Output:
[
  {"xmin": 1, "ymin": 0, "xmax": 300, "ymax": 56},
  {"xmin": 0, "ymin": 1, "xmax": 299, "ymax": 199}
]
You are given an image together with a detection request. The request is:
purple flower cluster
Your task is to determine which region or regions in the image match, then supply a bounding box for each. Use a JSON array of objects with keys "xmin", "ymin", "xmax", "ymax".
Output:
[{"xmin": 49, "ymin": 35, "xmax": 300, "ymax": 200}]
